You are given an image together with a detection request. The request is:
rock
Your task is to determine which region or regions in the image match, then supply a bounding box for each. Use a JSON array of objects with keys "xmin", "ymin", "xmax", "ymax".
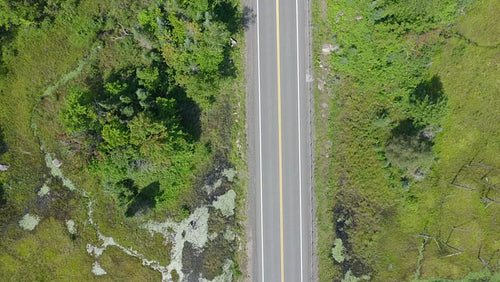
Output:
[
  {"xmin": 412, "ymin": 167, "xmax": 428, "ymax": 180},
  {"xmin": 37, "ymin": 184, "xmax": 50, "ymax": 197},
  {"xmin": 19, "ymin": 213, "xmax": 41, "ymax": 231},
  {"xmin": 321, "ymin": 44, "xmax": 339, "ymax": 55},
  {"xmin": 212, "ymin": 190, "xmax": 236, "ymax": 217},
  {"xmin": 222, "ymin": 168, "xmax": 237, "ymax": 182},
  {"xmin": 422, "ymin": 131, "xmax": 435, "ymax": 140},
  {"xmin": 318, "ymin": 80, "xmax": 325, "ymax": 91},
  {"xmin": 92, "ymin": 262, "xmax": 107, "ymax": 276},
  {"xmin": 66, "ymin": 219, "xmax": 76, "ymax": 235},
  {"xmin": 52, "ymin": 159, "xmax": 62, "ymax": 168},
  {"xmin": 420, "ymin": 130, "xmax": 436, "ymax": 140},
  {"xmin": 306, "ymin": 73, "xmax": 314, "ymax": 82},
  {"xmin": 0, "ymin": 164, "xmax": 9, "ymax": 171}
]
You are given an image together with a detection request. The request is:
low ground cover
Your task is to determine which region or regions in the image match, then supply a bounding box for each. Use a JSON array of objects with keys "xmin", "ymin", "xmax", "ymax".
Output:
[
  {"xmin": 313, "ymin": 0, "xmax": 500, "ymax": 280},
  {"xmin": 0, "ymin": 0, "xmax": 247, "ymax": 279}
]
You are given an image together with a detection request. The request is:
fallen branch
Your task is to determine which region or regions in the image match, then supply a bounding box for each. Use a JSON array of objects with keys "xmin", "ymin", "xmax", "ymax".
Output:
[
  {"xmin": 450, "ymin": 183, "xmax": 476, "ymax": 190},
  {"xmin": 451, "ymin": 227, "xmax": 487, "ymax": 234},
  {"xmin": 443, "ymin": 251, "xmax": 464, "ymax": 258},
  {"xmin": 111, "ymin": 23, "xmax": 133, "ymax": 40},
  {"xmin": 118, "ymin": 23, "xmax": 132, "ymax": 36},
  {"xmin": 440, "ymin": 239, "xmax": 465, "ymax": 253},
  {"xmin": 484, "ymin": 200, "xmax": 494, "ymax": 209},
  {"xmin": 466, "ymin": 164, "xmax": 495, "ymax": 169},
  {"xmin": 445, "ymin": 229, "xmax": 453, "ymax": 244},
  {"xmin": 482, "ymin": 197, "xmax": 500, "ymax": 207},
  {"xmin": 479, "ymin": 180, "xmax": 500, "ymax": 190},
  {"xmin": 417, "ymin": 234, "xmax": 441, "ymax": 252},
  {"xmin": 478, "ymin": 244, "xmax": 491, "ymax": 270}
]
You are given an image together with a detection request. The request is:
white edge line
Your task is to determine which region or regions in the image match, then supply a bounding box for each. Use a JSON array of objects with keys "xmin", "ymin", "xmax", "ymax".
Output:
[
  {"xmin": 296, "ymin": 0, "xmax": 304, "ymax": 281},
  {"xmin": 256, "ymin": 0, "xmax": 265, "ymax": 281}
]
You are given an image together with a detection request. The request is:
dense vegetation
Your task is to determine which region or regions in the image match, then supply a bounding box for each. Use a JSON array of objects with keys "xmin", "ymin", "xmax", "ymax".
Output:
[
  {"xmin": 313, "ymin": 0, "xmax": 500, "ymax": 280},
  {"xmin": 57, "ymin": 0, "xmax": 241, "ymax": 214},
  {"xmin": 0, "ymin": 0, "xmax": 247, "ymax": 279}
]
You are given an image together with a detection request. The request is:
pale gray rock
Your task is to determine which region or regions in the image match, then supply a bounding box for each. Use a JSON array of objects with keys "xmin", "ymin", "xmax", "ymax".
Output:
[
  {"xmin": 52, "ymin": 159, "xmax": 62, "ymax": 168},
  {"xmin": 0, "ymin": 164, "xmax": 9, "ymax": 171}
]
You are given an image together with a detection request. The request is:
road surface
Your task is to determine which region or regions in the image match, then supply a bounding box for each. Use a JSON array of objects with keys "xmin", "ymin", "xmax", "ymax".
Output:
[{"xmin": 246, "ymin": 0, "xmax": 314, "ymax": 281}]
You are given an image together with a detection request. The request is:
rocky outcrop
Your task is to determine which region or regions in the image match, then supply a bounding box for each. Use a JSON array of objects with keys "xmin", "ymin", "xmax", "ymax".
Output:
[{"xmin": 0, "ymin": 164, "xmax": 9, "ymax": 171}]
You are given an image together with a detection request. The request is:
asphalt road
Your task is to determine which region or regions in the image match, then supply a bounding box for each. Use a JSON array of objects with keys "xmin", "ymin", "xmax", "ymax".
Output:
[{"xmin": 246, "ymin": 0, "xmax": 313, "ymax": 281}]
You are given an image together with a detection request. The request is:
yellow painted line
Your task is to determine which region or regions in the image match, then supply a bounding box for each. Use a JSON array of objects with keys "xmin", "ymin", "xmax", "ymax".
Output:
[{"xmin": 275, "ymin": 0, "xmax": 285, "ymax": 281}]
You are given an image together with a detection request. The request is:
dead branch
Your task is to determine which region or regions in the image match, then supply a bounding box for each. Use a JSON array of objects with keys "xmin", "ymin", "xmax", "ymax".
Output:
[
  {"xmin": 111, "ymin": 23, "xmax": 133, "ymax": 40},
  {"xmin": 417, "ymin": 234, "xmax": 441, "ymax": 252},
  {"xmin": 118, "ymin": 23, "xmax": 132, "ymax": 36},
  {"xmin": 451, "ymin": 227, "xmax": 487, "ymax": 234},
  {"xmin": 451, "ymin": 164, "xmax": 467, "ymax": 185},
  {"xmin": 417, "ymin": 234, "xmax": 433, "ymax": 240},
  {"xmin": 478, "ymin": 244, "xmax": 491, "ymax": 270},
  {"xmin": 483, "ymin": 199, "xmax": 494, "ymax": 209},
  {"xmin": 466, "ymin": 164, "xmax": 495, "ymax": 169},
  {"xmin": 482, "ymin": 197, "xmax": 500, "ymax": 206},
  {"xmin": 479, "ymin": 180, "xmax": 500, "ymax": 190},
  {"xmin": 450, "ymin": 183, "xmax": 476, "ymax": 190},
  {"xmin": 455, "ymin": 219, "xmax": 474, "ymax": 228},
  {"xmin": 439, "ymin": 239, "xmax": 465, "ymax": 253},
  {"xmin": 443, "ymin": 251, "xmax": 464, "ymax": 258},
  {"xmin": 445, "ymin": 229, "xmax": 454, "ymax": 244}
]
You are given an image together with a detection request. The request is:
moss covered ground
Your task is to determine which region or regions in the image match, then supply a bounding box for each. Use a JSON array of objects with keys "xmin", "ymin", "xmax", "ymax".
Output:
[{"xmin": 0, "ymin": 0, "xmax": 248, "ymax": 280}]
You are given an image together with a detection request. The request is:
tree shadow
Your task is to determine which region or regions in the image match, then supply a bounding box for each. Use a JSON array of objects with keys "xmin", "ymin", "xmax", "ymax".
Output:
[
  {"xmin": 113, "ymin": 178, "xmax": 138, "ymax": 207},
  {"xmin": 0, "ymin": 182, "xmax": 6, "ymax": 207},
  {"xmin": 407, "ymin": 75, "xmax": 447, "ymax": 127},
  {"xmin": 169, "ymin": 86, "xmax": 202, "ymax": 142},
  {"xmin": 218, "ymin": 45, "xmax": 238, "ymax": 78},
  {"xmin": 332, "ymin": 191, "xmax": 374, "ymax": 277},
  {"xmin": 385, "ymin": 119, "xmax": 435, "ymax": 172},
  {"xmin": 212, "ymin": 1, "xmax": 243, "ymax": 34},
  {"xmin": 411, "ymin": 75, "xmax": 445, "ymax": 104},
  {"xmin": 0, "ymin": 126, "xmax": 7, "ymax": 156},
  {"xmin": 211, "ymin": 3, "xmax": 255, "ymax": 78},
  {"xmin": 125, "ymin": 181, "xmax": 160, "ymax": 217},
  {"xmin": 242, "ymin": 6, "xmax": 256, "ymax": 30},
  {"xmin": 391, "ymin": 119, "xmax": 424, "ymax": 137}
]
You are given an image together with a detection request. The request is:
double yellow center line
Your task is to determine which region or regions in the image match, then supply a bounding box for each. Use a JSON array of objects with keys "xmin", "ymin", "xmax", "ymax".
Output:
[{"xmin": 275, "ymin": 0, "xmax": 285, "ymax": 281}]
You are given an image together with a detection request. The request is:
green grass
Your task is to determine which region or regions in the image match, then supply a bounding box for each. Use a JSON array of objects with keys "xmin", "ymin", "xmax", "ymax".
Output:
[
  {"xmin": 311, "ymin": 0, "xmax": 338, "ymax": 279},
  {"xmin": 414, "ymin": 3, "xmax": 500, "ymax": 277},
  {"xmin": 313, "ymin": 0, "xmax": 500, "ymax": 280},
  {"xmin": 0, "ymin": 217, "xmax": 96, "ymax": 280},
  {"xmin": 98, "ymin": 246, "xmax": 162, "ymax": 281},
  {"xmin": 0, "ymin": 0, "xmax": 248, "ymax": 279},
  {"xmin": 226, "ymin": 30, "xmax": 249, "ymax": 279},
  {"xmin": 455, "ymin": 0, "xmax": 500, "ymax": 47}
]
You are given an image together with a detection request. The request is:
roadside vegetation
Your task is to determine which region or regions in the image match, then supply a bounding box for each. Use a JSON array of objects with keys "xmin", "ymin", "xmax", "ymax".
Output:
[
  {"xmin": 313, "ymin": 0, "xmax": 500, "ymax": 280},
  {"xmin": 0, "ymin": 0, "xmax": 247, "ymax": 279}
]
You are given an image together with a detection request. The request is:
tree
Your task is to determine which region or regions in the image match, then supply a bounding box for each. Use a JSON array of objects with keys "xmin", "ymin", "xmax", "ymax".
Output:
[
  {"xmin": 101, "ymin": 122, "xmax": 129, "ymax": 151},
  {"xmin": 61, "ymin": 89, "xmax": 97, "ymax": 133}
]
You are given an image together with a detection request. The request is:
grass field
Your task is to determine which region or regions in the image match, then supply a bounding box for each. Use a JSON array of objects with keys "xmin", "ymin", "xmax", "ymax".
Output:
[
  {"xmin": 312, "ymin": 0, "xmax": 500, "ymax": 280},
  {"xmin": 0, "ymin": 0, "xmax": 248, "ymax": 279}
]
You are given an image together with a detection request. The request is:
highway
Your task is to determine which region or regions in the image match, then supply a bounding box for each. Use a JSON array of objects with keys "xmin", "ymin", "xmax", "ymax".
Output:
[{"xmin": 246, "ymin": 0, "xmax": 313, "ymax": 281}]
